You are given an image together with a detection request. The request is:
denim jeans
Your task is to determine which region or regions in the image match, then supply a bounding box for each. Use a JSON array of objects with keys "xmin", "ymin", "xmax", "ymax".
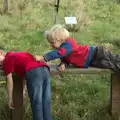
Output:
[{"xmin": 25, "ymin": 66, "xmax": 52, "ymax": 120}]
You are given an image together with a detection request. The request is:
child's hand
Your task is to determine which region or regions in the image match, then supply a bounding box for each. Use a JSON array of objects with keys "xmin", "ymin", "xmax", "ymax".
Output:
[
  {"xmin": 58, "ymin": 63, "xmax": 66, "ymax": 72},
  {"xmin": 34, "ymin": 55, "xmax": 44, "ymax": 61},
  {"xmin": 8, "ymin": 99, "xmax": 14, "ymax": 109}
]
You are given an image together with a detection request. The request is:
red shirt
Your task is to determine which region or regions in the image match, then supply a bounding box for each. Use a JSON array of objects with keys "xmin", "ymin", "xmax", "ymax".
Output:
[
  {"xmin": 3, "ymin": 52, "xmax": 49, "ymax": 78},
  {"xmin": 61, "ymin": 38, "xmax": 94, "ymax": 68},
  {"xmin": 44, "ymin": 38, "xmax": 94, "ymax": 68}
]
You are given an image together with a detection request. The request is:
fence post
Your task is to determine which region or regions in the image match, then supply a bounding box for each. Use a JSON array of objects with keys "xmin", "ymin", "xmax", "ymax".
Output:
[
  {"xmin": 12, "ymin": 74, "xmax": 23, "ymax": 120},
  {"xmin": 111, "ymin": 73, "xmax": 120, "ymax": 117}
]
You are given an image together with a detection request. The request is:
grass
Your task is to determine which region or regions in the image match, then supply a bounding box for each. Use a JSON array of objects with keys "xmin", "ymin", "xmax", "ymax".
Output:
[
  {"xmin": 0, "ymin": 74, "xmax": 112, "ymax": 120},
  {"xmin": 0, "ymin": 0, "xmax": 120, "ymax": 119}
]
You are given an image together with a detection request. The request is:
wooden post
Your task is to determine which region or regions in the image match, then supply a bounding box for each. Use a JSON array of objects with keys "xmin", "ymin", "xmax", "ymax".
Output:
[
  {"xmin": 111, "ymin": 73, "xmax": 120, "ymax": 116},
  {"xmin": 12, "ymin": 74, "xmax": 23, "ymax": 120},
  {"xmin": 53, "ymin": 0, "xmax": 60, "ymax": 24}
]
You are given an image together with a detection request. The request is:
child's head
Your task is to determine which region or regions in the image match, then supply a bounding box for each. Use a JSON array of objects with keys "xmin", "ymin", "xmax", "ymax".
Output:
[
  {"xmin": 44, "ymin": 24, "xmax": 69, "ymax": 49},
  {"xmin": 0, "ymin": 49, "xmax": 5, "ymax": 68}
]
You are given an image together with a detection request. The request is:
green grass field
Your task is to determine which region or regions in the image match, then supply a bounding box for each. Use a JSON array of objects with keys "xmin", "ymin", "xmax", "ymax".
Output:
[{"xmin": 0, "ymin": 0, "xmax": 120, "ymax": 119}]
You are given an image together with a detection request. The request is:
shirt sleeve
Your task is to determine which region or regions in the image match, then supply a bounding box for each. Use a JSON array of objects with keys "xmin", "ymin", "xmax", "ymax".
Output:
[
  {"xmin": 43, "ymin": 42, "xmax": 72, "ymax": 62},
  {"xmin": 3, "ymin": 56, "xmax": 14, "ymax": 76}
]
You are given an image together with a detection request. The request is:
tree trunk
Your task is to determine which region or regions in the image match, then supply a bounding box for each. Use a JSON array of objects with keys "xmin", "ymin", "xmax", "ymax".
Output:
[
  {"xmin": 3, "ymin": 0, "xmax": 8, "ymax": 13},
  {"xmin": 117, "ymin": 0, "xmax": 120, "ymax": 3}
]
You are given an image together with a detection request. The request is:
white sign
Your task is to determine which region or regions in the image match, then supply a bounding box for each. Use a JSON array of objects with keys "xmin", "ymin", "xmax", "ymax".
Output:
[{"xmin": 64, "ymin": 17, "xmax": 77, "ymax": 25}]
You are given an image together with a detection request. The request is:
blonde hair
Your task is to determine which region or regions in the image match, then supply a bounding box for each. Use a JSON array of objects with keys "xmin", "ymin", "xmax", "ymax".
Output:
[{"xmin": 44, "ymin": 24, "xmax": 69, "ymax": 43}]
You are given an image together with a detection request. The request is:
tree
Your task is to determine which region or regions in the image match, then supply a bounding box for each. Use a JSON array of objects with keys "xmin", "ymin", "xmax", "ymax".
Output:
[{"xmin": 3, "ymin": 0, "xmax": 8, "ymax": 13}]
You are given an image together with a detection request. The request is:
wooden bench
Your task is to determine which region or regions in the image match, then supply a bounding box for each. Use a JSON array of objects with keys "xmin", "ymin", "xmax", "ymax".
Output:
[{"xmin": 0, "ymin": 65, "xmax": 120, "ymax": 120}]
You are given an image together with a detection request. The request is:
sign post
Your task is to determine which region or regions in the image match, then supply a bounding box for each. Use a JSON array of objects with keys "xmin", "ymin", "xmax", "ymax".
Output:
[{"xmin": 64, "ymin": 16, "xmax": 77, "ymax": 39}]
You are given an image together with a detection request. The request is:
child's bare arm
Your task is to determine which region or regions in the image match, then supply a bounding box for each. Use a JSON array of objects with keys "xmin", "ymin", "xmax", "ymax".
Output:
[
  {"xmin": 6, "ymin": 73, "xmax": 14, "ymax": 109},
  {"xmin": 23, "ymin": 79, "xmax": 26, "ymax": 98}
]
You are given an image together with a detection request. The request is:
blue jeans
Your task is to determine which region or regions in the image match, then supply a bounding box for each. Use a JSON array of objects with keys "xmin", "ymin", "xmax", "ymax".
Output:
[{"xmin": 25, "ymin": 66, "xmax": 52, "ymax": 120}]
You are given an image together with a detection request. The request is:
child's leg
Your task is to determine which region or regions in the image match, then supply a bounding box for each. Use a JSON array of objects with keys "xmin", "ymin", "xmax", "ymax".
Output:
[
  {"xmin": 42, "ymin": 67, "xmax": 52, "ymax": 120},
  {"xmin": 25, "ymin": 67, "xmax": 44, "ymax": 120},
  {"xmin": 90, "ymin": 46, "xmax": 120, "ymax": 72},
  {"xmin": 25, "ymin": 66, "xmax": 52, "ymax": 120}
]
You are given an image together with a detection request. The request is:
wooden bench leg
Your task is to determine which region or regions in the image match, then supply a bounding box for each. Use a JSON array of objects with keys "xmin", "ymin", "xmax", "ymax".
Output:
[
  {"xmin": 12, "ymin": 75, "xmax": 23, "ymax": 120},
  {"xmin": 111, "ymin": 73, "xmax": 120, "ymax": 117}
]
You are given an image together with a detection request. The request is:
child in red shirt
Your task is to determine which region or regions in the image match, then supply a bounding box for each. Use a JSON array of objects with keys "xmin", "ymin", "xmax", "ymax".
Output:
[
  {"xmin": 35, "ymin": 24, "xmax": 120, "ymax": 73},
  {"xmin": 0, "ymin": 50, "xmax": 52, "ymax": 120}
]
